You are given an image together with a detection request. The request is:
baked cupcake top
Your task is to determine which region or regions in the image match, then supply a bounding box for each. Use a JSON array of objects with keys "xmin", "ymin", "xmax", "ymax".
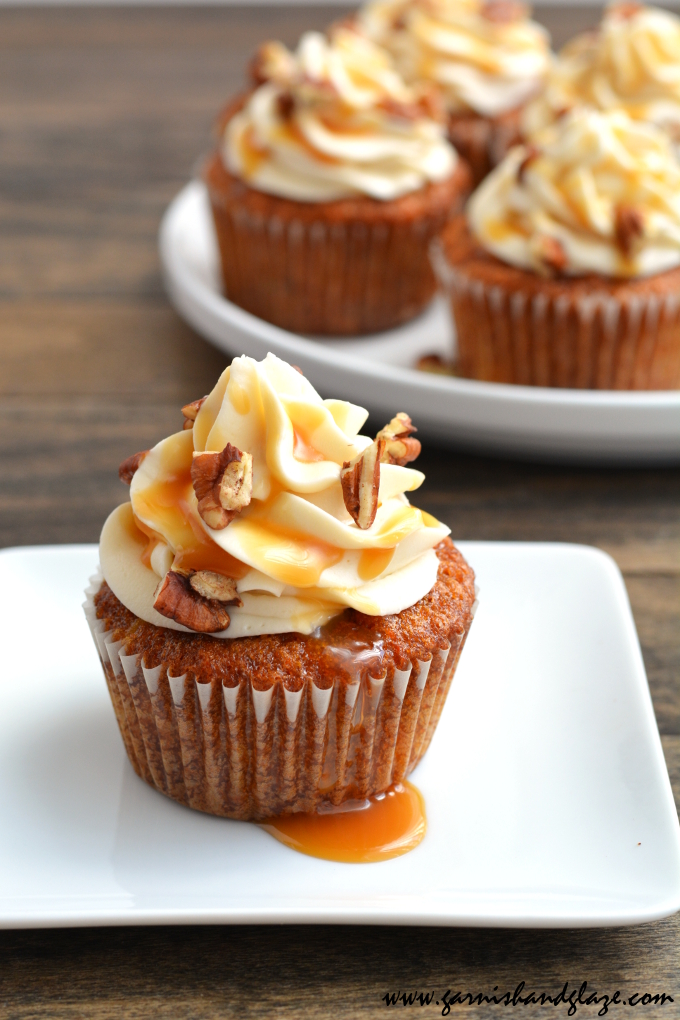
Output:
[
  {"xmin": 523, "ymin": 3, "xmax": 680, "ymax": 142},
  {"xmin": 467, "ymin": 107, "xmax": 680, "ymax": 278},
  {"xmin": 100, "ymin": 354, "xmax": 450, "ymax": 638},
  {"xmin": 223, "ymin": 27, "xmax": 456, "ymax": 202},
  {"xmin": 357, "ymin": 0, "xmax": 551, "ymax": 118}
]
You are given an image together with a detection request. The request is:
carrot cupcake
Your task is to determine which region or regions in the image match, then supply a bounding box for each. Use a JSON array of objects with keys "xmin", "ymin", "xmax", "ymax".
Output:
[
  {"xmin": 84, "ymin": 354, "xmax": 476, "ymax": 821},
  {"xmin": 523, "ymin": 3, "xmax": 680, "ymax": 147},
  {"xmin": 357, "ymin": 0, "xmax": 551, "ymax": 184},
  {"xmin": 432, "ymin": 107, "xmax": 680, "ymax": 389},
  {"xmin": 205, "ymin": 27, "xmax": 469, "ymax": 336}
]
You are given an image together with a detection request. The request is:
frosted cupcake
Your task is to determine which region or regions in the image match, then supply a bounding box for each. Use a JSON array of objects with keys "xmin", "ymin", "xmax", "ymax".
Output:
[
  {"xmin": 204, "ymin": 27, "xmax": 469, "ymax": 336},
  {"xmin": 85, "ymin": 354, "xmax": 476, "ymax": 820},
  {"xmin": 357, "ymin": 0, "xmax": 551, "ymax": 184},
  {"xmin": 433, "ymin": 108, "xmax": 680, "ymax": 388},
  {"xmin": 523, "ymin": 3, "xmax": 680, "ymax": 148}
]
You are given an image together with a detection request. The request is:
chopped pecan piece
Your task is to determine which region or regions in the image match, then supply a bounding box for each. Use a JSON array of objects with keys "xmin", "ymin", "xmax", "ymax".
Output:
[
  {"xmin": 417, "ymin": 353, "xmax": 456, "ymax": 376},
  {"xmin": 248, "ymin": 45, "xmax": 272, "ymax": 86},
  {"xmin": 341, "ymin": 439, "xmax": 383, "ymax": 530},
  {"xmin": 328, "ymin": 13, "xmax": 359, "ymax": 34},
  {"xmin": 517, "ymin": 145, "xmax": 540, "ymax": 183},
  {"xmin": 481, "ymin": 0, "xmax": 527, "ymax": 23},
  {"xmin": 614, "ymin": 204, "xmax": 644, "ymax": 257},
  {"xmin": 381, "ymin": 97, "xmax": 422, "ymax": 122},
  {"xmin": 189, "ymin": 570, "xmax": 242, "ymax": 606},
  {"xmin": 611, "ymin": 2, "xmax": 642, "ymax": 19},
  {"xmin": 376, "ymin": 413, "xmax": 421, "ymax": 466},
  {"xmin": 276, "ymin": 92, "xmax": 295, "ymax": 120},
  {"xmin": 191, "ymin": 444, "xmax": 253, "ymax": 530},
  {"xmin": 248, "ymin": 41, "xmax": 296, "ymax": 87},
  {"xmin": 416, "ymin": 86, "xmax": 446, "ymax": 124},
  {"xmin": 119, "ymin": 450, "xmax": 149, "ymax": 486},
  {"xmin": 181, "ymin": 396, "xmax": 207, "ymax": 430},
  {"xmin": 533, "ymin": 234, "xmax": 567, "ymax": 275},
  {"xmin": 153, "ymin": 570, "xmax": 231, "ymax": 633}
]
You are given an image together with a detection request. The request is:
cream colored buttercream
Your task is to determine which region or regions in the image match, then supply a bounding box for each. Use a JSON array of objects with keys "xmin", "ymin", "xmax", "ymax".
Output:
[
  {"xmin": 99, "ymin": 353, "xmax": 450, "ymax": 638},
  {"xmin": 223, "ymin": 27, "xmax": 456, "ymax": 201},
  {"xmin": 468, "ymin": 107, "xmax": 680, "ymax": 278},
  {"xmin": 523, "ymin": 3, "xmax": 680, "ymax": 142},
  {"xmin": 359, "ymin": 0, "xmax": 550, "ymax": 118}
]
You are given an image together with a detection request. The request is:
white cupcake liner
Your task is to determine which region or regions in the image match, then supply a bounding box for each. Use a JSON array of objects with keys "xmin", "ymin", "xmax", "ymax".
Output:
[
  {"xmin": 432, "ymin": 243, "xmax": 680, "ymax": 389},
  {"xmin": 84, "ymin": 575, "xmax": 473, "ymax": 821}
]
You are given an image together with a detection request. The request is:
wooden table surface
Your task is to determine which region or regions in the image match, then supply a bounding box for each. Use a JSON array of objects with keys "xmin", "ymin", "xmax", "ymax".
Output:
[{"xmin": 0, "ymin": 5, "xmax": 679, "ymax": 1016}]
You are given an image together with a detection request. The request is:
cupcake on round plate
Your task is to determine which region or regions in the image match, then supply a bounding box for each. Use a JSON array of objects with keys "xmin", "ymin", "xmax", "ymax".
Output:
[
  {"xmin": 357, "ymin": 0, "xmax": 551, "ymax": 184},
  {"xmin": 204, "ymin": 26, "xmax": 470, "ymax": 336},
  {"xmin": 432, "ymin": 107, "xmax": 680, "ymax": 389},
  {"xmin": 84, "ymin": 354, "xmax": 476, "ymax": 821},
  {"xmin": 523, "ymin": 3, "xmax": 680, "ymax": 149}
]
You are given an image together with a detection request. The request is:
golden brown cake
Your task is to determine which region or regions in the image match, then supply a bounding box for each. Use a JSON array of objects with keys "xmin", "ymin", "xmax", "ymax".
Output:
[
  {"xmin": 84, "ymin": 354, "xmax": 476, "ymax": 820},
  {"xmin": 433, "ymin": 109, "xmax": 680, "ymax": 389},
  {"xmin": 205, "ymin": 29, "xmax": 470, "ymax": 336},
  {"xmin": 357, "ymin": 0, "xmax": 551, "ymax": 185}
]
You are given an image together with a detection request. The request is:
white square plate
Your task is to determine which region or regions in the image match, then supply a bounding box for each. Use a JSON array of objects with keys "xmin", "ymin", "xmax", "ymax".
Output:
[{"xmin": 0, "ymin": 542, "xmax": 678, "ymax": 929}]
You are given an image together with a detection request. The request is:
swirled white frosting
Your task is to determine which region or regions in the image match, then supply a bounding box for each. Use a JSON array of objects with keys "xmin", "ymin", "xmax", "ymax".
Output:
[
  {"xmin": 100, "ymin": 354, "xmax": 450, "ymax": 638},
  {"xmin": 523, "ymin": 4, "xmax": 680, "ymax": 142},
  {"xmin": 358, "ymin": 0, "xmax": 551, "ymax": 118},
  {"xmin": 468, "ymin": 107, "xmax": 680, "ymax": 278},
  {"xmin": 223, "ymin": 28, "xmax": 457, "ymax": 202}
]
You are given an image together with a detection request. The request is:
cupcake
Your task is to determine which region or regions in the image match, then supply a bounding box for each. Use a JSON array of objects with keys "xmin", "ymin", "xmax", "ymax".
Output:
[
  {"xmin": 523, "ymin": 3, "xmax": 680, "ymax": 149},
  {"xmin": 84, "ymin": 354, "xmax": 476, "ymax": 821},
  {"xmin": 432, "ymin": 108, "xmax": 680, "ymax": 389},
  {"xmin": 357, "ymin": 0, "xmax": 551, "ymax": 185},
  {"xmin": 204, "ymin": 27, "xmax": 470, "ymax": 336}
]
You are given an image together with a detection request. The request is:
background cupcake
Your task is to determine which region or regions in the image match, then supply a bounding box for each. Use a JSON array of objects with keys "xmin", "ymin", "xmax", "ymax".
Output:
[
  {"xmin": 433, "ymin": 108, "xmax": 680, "ymax": 389},
  {"xmin": 205, "ymin": 27, "xmax": 469, "ymax": 336},
  {"xmin": 523, "ymin": 3, "xmax": 680, "ymax": 148},
  {"xmin": 358, "ymin": 0, "xmax": 551, "ymax": 184},
  {"xmin": 86, "ymin": 354, "xmax": 477, "ymax": 820}
]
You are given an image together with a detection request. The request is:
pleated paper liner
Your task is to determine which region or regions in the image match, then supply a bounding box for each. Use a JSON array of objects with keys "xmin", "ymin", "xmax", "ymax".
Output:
[
  {"xmin": 204, "ymin": 151, "xmax": 470, "ymax": 337},
  {"xmin": 432, "ymin": 238, "xmax": 680, "ymax": 389},
  {"xmin": 84, "ymin": 573, "xmax": 477, "ymax": 822}
]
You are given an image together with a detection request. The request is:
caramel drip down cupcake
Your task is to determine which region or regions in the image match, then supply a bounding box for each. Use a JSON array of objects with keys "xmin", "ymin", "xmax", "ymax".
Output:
[
  {"xmin": 205, "ymin": 28, "xmax": 470, "ymax": 336},
  {"xmin": 433, "ymin": 108, "xmax": 680, "ymax": 389},
  {"xmin": 85, "ymin": 355, "xmax": 477, "ymax": 820}
]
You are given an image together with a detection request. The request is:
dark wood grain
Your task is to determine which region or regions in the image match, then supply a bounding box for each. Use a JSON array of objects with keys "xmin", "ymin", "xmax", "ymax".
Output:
[{"xmin": 0, "ymin": 5, "xmax": 678, "ymax": 1016}]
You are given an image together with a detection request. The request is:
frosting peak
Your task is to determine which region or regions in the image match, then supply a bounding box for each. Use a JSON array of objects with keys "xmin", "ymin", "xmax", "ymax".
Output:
[
  {"xmin": 523, "ymin": 3, "xmax": 680, "ymax": 141},
  {"xmin": 100, "ymin": 354, "xmax": 450, "ymax": 638},
  {"xmin": 223, "ymin": 28, "xmax": 457, "ymax": 202},
  {"xmin": 468, "ymin": 107, "xmax": 680, "ymax": 278},
  {"xmin": 358, "ymin": 0, "xmax": 551, "ymax": 117}
]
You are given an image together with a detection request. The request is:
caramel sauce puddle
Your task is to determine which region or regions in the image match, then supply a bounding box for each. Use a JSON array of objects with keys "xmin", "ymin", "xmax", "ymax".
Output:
[{"xmin": 260, "ymin": 782, "xmax": 426, "ymax": 863}]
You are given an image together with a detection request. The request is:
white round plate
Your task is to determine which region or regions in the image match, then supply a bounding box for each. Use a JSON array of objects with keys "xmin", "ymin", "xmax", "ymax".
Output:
[{"xmin": 159, "ymin": 181, "xmax": 680, "ymax": 464}]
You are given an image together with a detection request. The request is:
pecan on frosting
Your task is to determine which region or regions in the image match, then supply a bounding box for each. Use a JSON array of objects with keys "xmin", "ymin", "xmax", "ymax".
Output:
[
  {"xmin": 153, "ymin": 570, "xmax": 232, "ymax": 633},
  {"xmin": 191, "ymin": 445, "xmax": 253, "ymax": 531}
]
